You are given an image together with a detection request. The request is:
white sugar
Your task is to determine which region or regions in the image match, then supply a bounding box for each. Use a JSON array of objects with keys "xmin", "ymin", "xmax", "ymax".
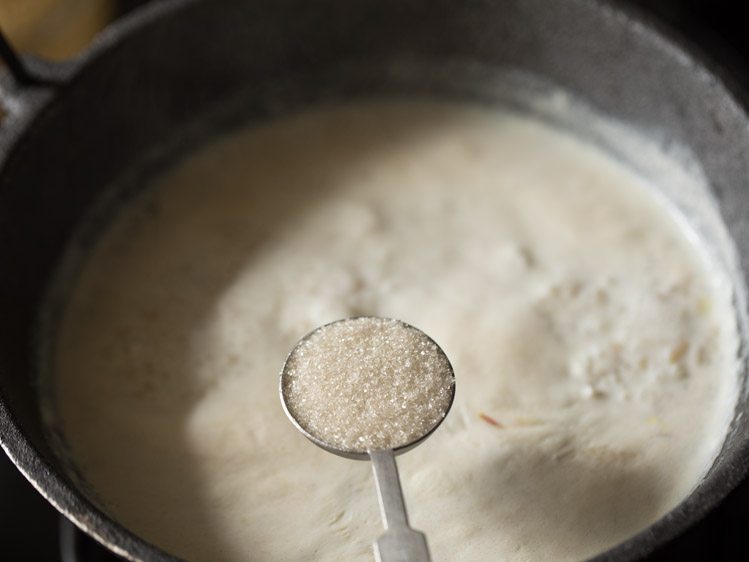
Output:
[{"xmin": 281, "ymin": 317, "xmax": 455, "ymax": 452}]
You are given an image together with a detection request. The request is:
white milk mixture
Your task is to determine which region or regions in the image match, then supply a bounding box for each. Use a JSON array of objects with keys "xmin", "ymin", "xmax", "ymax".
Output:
[{"xmin": 49, "ymin": 100, "xmax": 738, "ymax": 561}]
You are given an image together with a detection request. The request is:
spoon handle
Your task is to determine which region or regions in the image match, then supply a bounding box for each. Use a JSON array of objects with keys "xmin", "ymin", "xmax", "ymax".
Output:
[{"xmin": 369, "ymin": 449, "xmax": 431, "ymax": 562}]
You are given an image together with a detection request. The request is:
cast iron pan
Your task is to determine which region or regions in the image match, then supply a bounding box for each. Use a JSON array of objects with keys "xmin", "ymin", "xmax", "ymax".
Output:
[{"xmin": 2, "ymin": 0, "xmax": 749, "ymax": 560}]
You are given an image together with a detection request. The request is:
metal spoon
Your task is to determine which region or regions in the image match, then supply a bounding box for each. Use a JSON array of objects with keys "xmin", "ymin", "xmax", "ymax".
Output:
[{"xmin": 279, "ymin": 317, "xmax": 456, "ymax": 562}]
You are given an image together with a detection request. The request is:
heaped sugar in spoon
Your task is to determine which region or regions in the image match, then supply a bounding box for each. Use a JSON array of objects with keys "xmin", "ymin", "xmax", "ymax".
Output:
[{"xmin": 280, "ymin": 317, "xmax": 456, "ymax": 562}]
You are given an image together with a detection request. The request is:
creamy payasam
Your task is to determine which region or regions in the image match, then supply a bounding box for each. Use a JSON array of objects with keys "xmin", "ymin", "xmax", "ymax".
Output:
[{"xmin": 47, "ymin": 100, "xmax": 738, "ymax": 561}]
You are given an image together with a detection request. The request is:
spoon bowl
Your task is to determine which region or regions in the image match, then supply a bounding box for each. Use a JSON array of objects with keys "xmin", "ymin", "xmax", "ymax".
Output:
[
  {"xmin": 279, "ymin": 316, "xmax": 456, "ymax": 562},
  {"xmin": 279, "ymin": 316, "xmax": 456, "ymax": 460}
]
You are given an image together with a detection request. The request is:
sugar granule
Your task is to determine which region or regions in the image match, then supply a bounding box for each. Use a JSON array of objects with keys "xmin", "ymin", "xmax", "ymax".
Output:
[{"xmin": 281, "ymin": 317, "xmax": 455, "ymax": 452}]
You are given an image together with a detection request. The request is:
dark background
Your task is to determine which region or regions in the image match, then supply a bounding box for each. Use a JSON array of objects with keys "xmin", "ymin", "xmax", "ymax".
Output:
[{"xmin": 2, "ymin": 0, "xmax": 749, "ymax": 560}]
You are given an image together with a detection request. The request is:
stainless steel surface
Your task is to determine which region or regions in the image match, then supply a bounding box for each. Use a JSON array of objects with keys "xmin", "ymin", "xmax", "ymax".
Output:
[
  {"xmin": 280, "ymin": 317, "xmax": 453, "ymax": 561},
  {"xmin": 370, "ymin": 449, "xmax": 430, "ymax": 562}
]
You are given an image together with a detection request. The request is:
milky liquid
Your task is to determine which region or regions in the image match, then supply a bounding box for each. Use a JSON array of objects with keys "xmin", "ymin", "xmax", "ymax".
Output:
[{"xmin": 48, "ymin": 100, "xmax": 739, "ymax": 561}]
